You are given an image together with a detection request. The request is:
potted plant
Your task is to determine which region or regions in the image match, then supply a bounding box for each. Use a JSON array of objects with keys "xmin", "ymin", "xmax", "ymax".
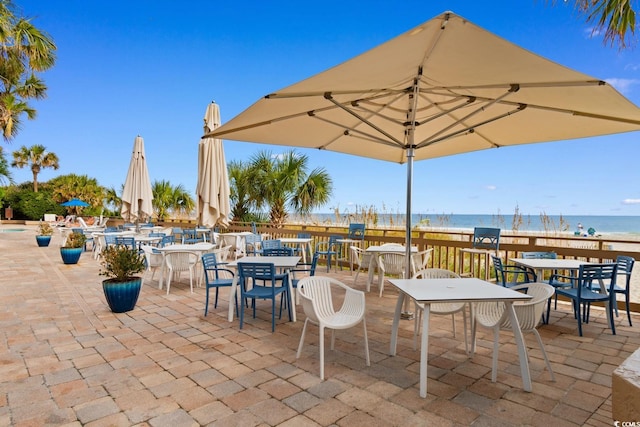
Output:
[
  {"xmin": 36, "ymin": 222, "xmax": 54, "ymax": 247},
  {"xmin": 60, "ymin": 231, "xmax": 87, "ymax": 264},
  {"xmin": 99, "ymin": 244, "xmax": 146, "ymax": 313}
]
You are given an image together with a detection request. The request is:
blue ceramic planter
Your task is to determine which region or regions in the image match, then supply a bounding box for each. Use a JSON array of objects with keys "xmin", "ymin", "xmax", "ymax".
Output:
[
  {"xmin": 36, "ymin": 235, "xmax": 51, "ymax": 247},
  {"xmin": 102, "ymin": 278, "xmax": 142, "ymax": 313},
  {"xmin": 60, "ymin": 247, "xmax": 82, "ymax": 264}
]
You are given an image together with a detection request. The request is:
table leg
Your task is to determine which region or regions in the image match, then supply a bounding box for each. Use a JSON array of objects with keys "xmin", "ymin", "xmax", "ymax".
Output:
[
  {"xmin": 505, "ymin": 301, "xmax": 532, "ymax": 392},
  {"xmin": 159, "ymin": 255, "xmax": 166, "ymax": 290},
  {"xmin": 287, "ymin": 271, "xmax": 296, "ymax": 322},
  {"xmin": 227, "ymin": 275, "xmax": 239, "ymax": 322},
  {"xmin": 300, "ymin": 243, "xmax": 307, "ymax": 264},
  {"xmin": 366, "ymin": 256, "xmax": 376, "ymax": 292},
  {"xmin": 390, "ymin": 291, "xmax": 405, "ymax": 356},
  {"xmin": 419, "ymin": 304, "xmax": 430, "ymax": 398}
]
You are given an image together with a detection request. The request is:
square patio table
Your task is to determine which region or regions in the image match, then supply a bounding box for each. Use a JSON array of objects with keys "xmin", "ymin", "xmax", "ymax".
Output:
[
  {"xmin": 509, "ymin": 257, "xmax": 592, "ymax": 282},
  {"xmin": 279, "ymin": 237, "xmax": 313, "ymax": 263},
  {"xmin": 389, "ymin": 277, "xmax": 532, "ymax": 398}
]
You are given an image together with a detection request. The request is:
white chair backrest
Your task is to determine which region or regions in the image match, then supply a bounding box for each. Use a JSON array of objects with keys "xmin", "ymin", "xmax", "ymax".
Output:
[
  {"xmin": 412, "ymin": 248, "xmax": 434, "ymax": 272},
  {"xmin": 379, "ymin": 243, "xmax": 403, "ymax": 249},
  {"xmin": 166, "ymin": 251, "xmax": 197, "ymax": 271},
  {"xmin": 298, "ymin": 276, "xmax": 364, "ymax": 323},
  {"xmin": 140, "ymin": 245, "xmax": 162, "ymax": 267},
  {"xmin": 413, "ymin": 268, "xmax": 459, "ymax": 279},
  {"xmin": 350, "ymin": 246, "xmax": 371, "ymax": 267},
  {"xmin": 379, "ymin": 252, "xmax": 408, "ymax": 276},
  {"xmin": 500, "ymin": 283, "xmax": 554, "ymax": 331}
]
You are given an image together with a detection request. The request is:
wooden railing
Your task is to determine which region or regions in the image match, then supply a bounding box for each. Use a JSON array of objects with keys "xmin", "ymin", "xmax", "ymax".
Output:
[{"xmin": 219, "ymin": 221, "xmax": 640, "ymax": 312}]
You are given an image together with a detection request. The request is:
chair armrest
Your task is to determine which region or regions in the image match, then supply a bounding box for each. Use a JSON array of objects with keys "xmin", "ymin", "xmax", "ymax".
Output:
[{"xmin": 548, "ymin": 273, "xmax": 576, "ymax": 286}]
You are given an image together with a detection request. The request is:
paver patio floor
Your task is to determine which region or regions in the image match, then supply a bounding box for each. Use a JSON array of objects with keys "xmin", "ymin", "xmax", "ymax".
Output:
[{"xmin": 0, "ymin": 226, "xmax": 636, "ymax": 426}]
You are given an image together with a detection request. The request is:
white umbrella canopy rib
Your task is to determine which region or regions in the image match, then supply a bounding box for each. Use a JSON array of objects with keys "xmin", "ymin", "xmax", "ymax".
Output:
[
  {"xmin": 121, "ymin": 135, "xmax": 154, "ymax": 223},
  {"xmin": 206, "ymin": 11, "xmax": 640, "ymax": 268},
  {"xmin": 196, "ymin": 102, "xmax": 231, "ymax": 227}
]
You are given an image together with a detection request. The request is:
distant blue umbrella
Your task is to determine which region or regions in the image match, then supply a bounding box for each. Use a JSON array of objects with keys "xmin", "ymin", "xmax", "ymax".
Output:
[{"xmin": 60, "ymin": 198, "xmax": 89, "ymax": 207}]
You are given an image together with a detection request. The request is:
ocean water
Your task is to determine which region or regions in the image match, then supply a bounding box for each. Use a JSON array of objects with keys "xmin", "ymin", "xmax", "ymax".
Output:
[{"xmin": 304, "ymin": 214, "xmax": 640, "ymax": 235}]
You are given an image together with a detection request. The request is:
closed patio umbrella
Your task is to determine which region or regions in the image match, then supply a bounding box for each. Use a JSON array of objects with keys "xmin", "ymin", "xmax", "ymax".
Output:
[
  {"xmin": 206, "ymin": 11, "xmax": 640, "ymax": 271},
  {"xmin": 196, "ymin": 102, "xmax": 231, "ymax": 227},
  {"xmin": 121, "ymin": 135, "xmax": 153, "ymax": 223}
]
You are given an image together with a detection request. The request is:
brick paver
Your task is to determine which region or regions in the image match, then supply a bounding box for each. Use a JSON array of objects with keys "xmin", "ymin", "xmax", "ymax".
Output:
[{"xmin": 0, "ymin": 225, "xmax": 635, "ymax": 425}]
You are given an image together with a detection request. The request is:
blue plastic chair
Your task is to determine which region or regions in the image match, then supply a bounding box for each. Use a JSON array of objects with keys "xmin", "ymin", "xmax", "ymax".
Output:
[
  {"xmin": 347, "ymin": 223, "xmax": 366, "ymax": 241},
  {"xmin": 603, "ymin": 255, "xmax": 635, "ymax": 326},
  {"xmin": 202, "ymin": 253, "xmax": 237, "ymax": 316},
  {"xmin": 148, "ymin": 232, "xmax": 165, "ymax": 247},
  {"xmin": 460, "ymin": 227, "xmax": 501, "ymax": 279},
  {"xmin": 171, "ymin": 227, "xmax": 184, "ymax": 242},
  {"xmin": 244, "ymin": 233, "xmax": 263, "ymax": 255},
  {"xmin": 238, "ymin": 263, "xmax": 291, "ymax": 332},
  {"xmin": 291, "ymin": 232, "xmax": 311, "ymax": 257},
  {"xmin": 315, "ymin": 235, "xmax": 341, "ymax": 272},
  {"xmin": 491, "ymin": 255, "xmax": 536, "ymax": 288},
  {"xmin": 262, "ymin": 239, "xmax": 282, "ymax": 251},
  {"xmin": 553, "ymin": 263, "xmax": 618, "ymax": 336},
  {"xmin": 182, "ymin": 228, "xmax": 203, "ymax": 244},
  {"xmin": 263, "ymin": 247, "xmax": 293, "ymax": 256},
  {"xmin": 291, "ymin": 252, "xmax": 319, "ymax": 301},
  {"xmin": 115, "ymin": 236, "xmax": 136, "ymax": 250},
  {"xmin": 160, "ymin": 235, "xmax": 175, "ymax": 247}
]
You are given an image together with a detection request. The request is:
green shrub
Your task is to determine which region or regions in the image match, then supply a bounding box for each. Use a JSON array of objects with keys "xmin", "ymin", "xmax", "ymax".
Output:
[
  {"xmin": 99, "ymin": 245, "xmax": 146, "ymax": 281},
  {"xmin": 63, "ymin": 231, "xmax": 87, "ymax": 248},
  {"xmin": 38, "ymin": 222, "xmax": 54, "ymax": 236}
]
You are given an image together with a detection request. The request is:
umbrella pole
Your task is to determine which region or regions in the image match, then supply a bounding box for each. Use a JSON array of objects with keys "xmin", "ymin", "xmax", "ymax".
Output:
[
  {"xmin": 400, "ymin": 148, "xmax": 415, "ymax": 319},
  {"xmin": 401, "ymin": 77, "xmax": 420, "ymax": 320}
]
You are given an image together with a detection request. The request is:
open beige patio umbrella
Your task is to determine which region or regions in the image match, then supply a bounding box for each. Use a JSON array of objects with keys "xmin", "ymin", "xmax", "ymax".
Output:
[
  {"xmin": 121, "ymin": 135, "xmax": 153, "ymax": 223},
  {"xmin": 196, "ymin": 102, "xmax": 231, "ymax": 227},
  {"xmin": 206, "ymin": 11, "xmax": 640, "ymax": 265}
]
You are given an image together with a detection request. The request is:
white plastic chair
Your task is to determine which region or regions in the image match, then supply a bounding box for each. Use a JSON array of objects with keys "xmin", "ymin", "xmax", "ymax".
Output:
[
  {"xmin": 377, "ymin": 252, "xmax": 411, "ymax": 297},
  {"xmin": 350, "ymin": 246, "xmax": 373, "ymax": 287},
  {"xmin": 140, "ymin": 245, "xmax": 163, "ymax": 286},
  {"xmin": 296, "ymin": 276, "xmax": 370, "ymax": 380},
  {"xmin": 471, "ymin": 282, "xmax": 555, "ymax": 383},
  {"xmin": 412, "ymin": 269, "xmax": 469, "ymax": 352},
  {"xmin": 412, "ymin": 248, "xmax": 434, "ymax": 274},
  {"xmin": 164, "ymin": 251, "xmax": 198, "ymax": 295}
]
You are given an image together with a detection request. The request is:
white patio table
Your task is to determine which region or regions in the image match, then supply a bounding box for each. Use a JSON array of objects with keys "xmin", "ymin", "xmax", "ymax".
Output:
[
  {"xmin": 389, "ymin": 277, "xmax": 532, "ymax": 398},
  {"xmin": 509, "ymin": 257, "xmax": 592, "ymax": 282},
  {"xmin": 279, "ymin": 237, "xmax": 313, "ymax": 263},
  {"xmin": 225, "ymin": 256, "xmax": 301, "ymax": 323},
  {"xmin": 219, "ymin": 232, "xmax": 254, "ymax": 258}
]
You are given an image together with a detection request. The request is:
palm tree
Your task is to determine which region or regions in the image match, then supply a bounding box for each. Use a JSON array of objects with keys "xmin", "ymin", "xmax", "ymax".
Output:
[
  {"xmin": 561, "ymin": 0, "xmax": 637, "ymax": 48},
  {"xmin": 48, "ymin": 173, "xmax": 104, "ymax": 215},
  {"xmin": 0, "ymin": 1, "xmax": 56, "ymax": 140},
  {"xmin": 11, "ymin": 144, "xmax": 59, "ymax": 192},
  {"xmin": 247, "ymin": 150, "xmax": 332, "ymax": 227},
  {"xmin": 0, "ymin": 145, "xmax": 12, "ymax": 184},
  {"xmin": 228, "ymin": 159, "xmax": 258, "ymax": 222},
  {"xmin": 103, "ymin": 185, "xmax": 122, "ymax": 215},
  {"xmin": 152, "ymin": 180, "xmax": 194, "ymax": 221}
]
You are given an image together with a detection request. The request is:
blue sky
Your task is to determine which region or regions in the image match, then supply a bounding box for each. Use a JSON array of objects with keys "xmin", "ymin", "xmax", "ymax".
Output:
[{"xmin": 9, "ymin": 1, "xmax": 640, "ymax": 217}]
